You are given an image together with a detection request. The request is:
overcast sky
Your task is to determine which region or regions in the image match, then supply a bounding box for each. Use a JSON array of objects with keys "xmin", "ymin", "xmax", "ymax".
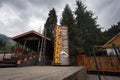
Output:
[{"xmin": 0, "ymin": 0, "xmax": 120, "ymax": 37}]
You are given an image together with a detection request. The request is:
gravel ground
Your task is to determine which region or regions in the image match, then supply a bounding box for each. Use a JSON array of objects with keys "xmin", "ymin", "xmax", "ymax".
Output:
[{"xmin": 87, "ymin": 74, "xmax": 120, "ymax": 80}]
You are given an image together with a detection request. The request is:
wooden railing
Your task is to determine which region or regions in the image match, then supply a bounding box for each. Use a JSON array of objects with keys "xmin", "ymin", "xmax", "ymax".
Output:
[{"xmin": 78, "ymin": 55, "xmax": 120, "ymax": 72}]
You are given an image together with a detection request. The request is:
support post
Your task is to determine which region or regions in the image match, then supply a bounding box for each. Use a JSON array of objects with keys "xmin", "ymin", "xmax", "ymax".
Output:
[
  {"xmin": 23, "ymin": 40, "xmax": 27, "ymax": 48},
  {"xmin": 112, "ymin": 44, "xmax": 120, "ymax": 62},
  {"xmin": 117, "ymin": 47, "xmax": 120, "ymax": 55},
  {"xmin": 39, "ymin": 32, "xmax": 44, "ymax": 64},
  {"xmin": 37, "ymin": 40, "xmax": 40, "ymax": 53},
  {"xmin": 42, "ymin": 29, "xmax": 47, "ymax": 65}
]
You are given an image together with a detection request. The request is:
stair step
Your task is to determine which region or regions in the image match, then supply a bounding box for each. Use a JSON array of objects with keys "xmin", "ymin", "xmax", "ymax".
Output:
[
  {"xmin": 0, "ymin": 61, "xmax": 17, "ymax": 64},
  {"xmin": 0, "ymin": 63, "xmax": 17, "ymax": 67}
]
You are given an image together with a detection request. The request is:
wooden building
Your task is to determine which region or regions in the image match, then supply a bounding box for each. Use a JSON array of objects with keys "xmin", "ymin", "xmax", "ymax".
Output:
[
  {"xmin": 102, "ymin": 33, "xmax": 120, "ymax": 57},
  {"xmin": 12, "ymin": 30, "xmax": 54, "ymax": 65}
]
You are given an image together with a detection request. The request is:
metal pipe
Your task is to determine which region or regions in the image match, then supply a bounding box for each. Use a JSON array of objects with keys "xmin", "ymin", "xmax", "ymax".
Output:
[
  {"xmin": 42, "ymin": 29, "xmax": 47, "ymax": 65},
  {"xmin": 93, "ymin": 48, "xmax": 101, "ymax": 80},
  {"xmin": 39, "ymin": 31, "xmax": 44, "ymax": 64}
]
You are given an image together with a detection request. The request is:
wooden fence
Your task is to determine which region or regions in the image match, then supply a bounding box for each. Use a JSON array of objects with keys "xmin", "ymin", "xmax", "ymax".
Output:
[{"xmin": 78, "ymin": 55, "xmax": 120, "ymax": 72}]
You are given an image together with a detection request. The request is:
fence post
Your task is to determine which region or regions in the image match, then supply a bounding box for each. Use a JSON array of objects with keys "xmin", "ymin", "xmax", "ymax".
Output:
[
  {"xmin": 112, "ymin": 44, "xmax": 120, "ymax": 62},
  {"xmin": 81, "ymin": 55, "xmax": 86, "ymax": 67},
  {"xmin": 77, "ymin": 55, "xmax": 80, "ymax": 66}
]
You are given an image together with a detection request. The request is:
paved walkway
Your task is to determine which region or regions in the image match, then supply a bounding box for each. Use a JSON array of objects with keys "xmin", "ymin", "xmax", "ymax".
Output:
[
  {"xmin": 0, "ymin": 66, "xmax": 85, "ymax": 80},
  {"xmin": 87, "ymin": 74, "xmax": 120, "ymax": 80}
]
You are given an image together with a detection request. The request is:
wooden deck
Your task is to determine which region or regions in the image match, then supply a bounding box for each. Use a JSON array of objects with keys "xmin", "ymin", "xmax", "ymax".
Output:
[{"xmin": 0, "ymin": 66, "xmax": 86, "ymax": 80}]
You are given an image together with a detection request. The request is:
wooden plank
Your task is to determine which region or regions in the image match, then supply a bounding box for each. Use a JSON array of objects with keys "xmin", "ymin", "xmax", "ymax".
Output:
[{"xmin": 78, "ymin": 55, "xmax": 120, "ymax": 72}]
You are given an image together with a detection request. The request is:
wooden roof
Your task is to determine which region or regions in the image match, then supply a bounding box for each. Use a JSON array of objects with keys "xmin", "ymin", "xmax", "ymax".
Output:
[
  {"xmin": 11, "ymin": 30, "xmax": 51, "ymax": 41},
  {"xmin": 102, "ymin": 33, "xmax": 120, "ymax": 49}
]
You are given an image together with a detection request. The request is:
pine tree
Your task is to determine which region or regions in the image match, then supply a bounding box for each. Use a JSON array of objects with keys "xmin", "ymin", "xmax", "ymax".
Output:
[
  {"xmin": 75, "ymin": 1, "xmax": 103, "ymax": 55},
  {"xmin": 61, "ymin": 5, "xmax": 74, "ymax": 27},
  {"xmin": 74, "ymin": 1, "xmax": 87, "ymax": 54},
  {"xmin": 44, "ymin": 8, "xmax": 57, "ymax": 43},
  {"xmin": 60, "ymin": 4, "xmax": 77, "ymax": 64},
  {"xmin": 104, "ymin": 21, "xmax": 120, "ymax": 42},
  {"xmin": 60, "ymin": 5, "xmax": 75, "ymax": 50}
]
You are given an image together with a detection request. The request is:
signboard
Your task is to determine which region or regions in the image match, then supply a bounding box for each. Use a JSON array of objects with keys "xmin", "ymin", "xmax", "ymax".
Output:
[
  {"xmin": 54, "ymin": 25, "xmax": 61, "ymax": 64},
  {"xmin": 60, "ymin": 26, "xmax": 69, "ymax": 65},
  {"xmin": 54, "ymin": 25, "xmax": 69, "ymax": 65}
]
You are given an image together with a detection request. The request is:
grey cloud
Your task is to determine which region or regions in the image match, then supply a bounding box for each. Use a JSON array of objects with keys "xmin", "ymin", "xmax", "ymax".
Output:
[
  {"xmin": 99, "ymin": 0, "xmax": 120, "ymax": 29},
  {"xmin": 0, "ymin": 16, "xmax": 28, "ymax": 37},
  {"xmin": 85, "ymin": 0, "xmax": 120, "ymax": 30},
  {"xmin": 0, "ymin": 0, "xmax": 66, "ymax": 37},
  {"xmin": 29, "ymin": 0, "xmax": 62, "ymax": 9},
  {"xmin": 94, "ymin": 0, "xmax": 114, "ymax": 13},
  {"xmin": 0, "ymin": 0, "xmax": 120, "ymax": 37},
  {"xmin": 0, "ymin": 0, "xmax": 28, "ymax": 10}
]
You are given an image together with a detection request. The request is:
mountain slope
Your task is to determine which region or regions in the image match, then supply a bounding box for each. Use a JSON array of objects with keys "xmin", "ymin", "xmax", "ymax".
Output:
[{"xmin": 0, "ymin": 34, "xmax": 16, "ymax": 46}]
